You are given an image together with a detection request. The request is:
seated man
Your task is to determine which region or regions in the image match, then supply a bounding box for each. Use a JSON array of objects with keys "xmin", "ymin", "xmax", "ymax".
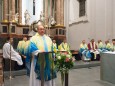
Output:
[
  {"xmin": 88, "ymin": 39, "xmax": 100, "ymax": 61},
  {"xmin": 97, "ymin": 40, "xmax": 104, "ymax": 52},
  {"xmin": 16, "ymin": 36, "xmax": 28, "ymax": 70},
  {"xmin": 59, "ymin": 38, "xmax": 72, "ymax": 56},
  {"xmin": 111, "ymin": 39, "xmax": 115, "ymax": 51},
  {"xmin": 79, "ymin": 40, "xmax": 91, "ymax": 61},
  {"xmin": 3, "ymin": 37, "xmax": 23, "ymax": 70},
  {"xmin": 104, "ymin": 40, "xmax": 111, "ymax": 51},
  {"xmin": 52, "ymin": 39, "xmax": 58, "ymax": 50},
  {"xmin": 59, "ymin": 38, "xmax": 70, "ymax": 51}
]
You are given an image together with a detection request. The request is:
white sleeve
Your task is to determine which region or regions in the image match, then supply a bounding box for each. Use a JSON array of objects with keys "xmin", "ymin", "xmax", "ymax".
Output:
[{"xmin": 32, "ymin": 50, "xmax": 41, "ymax": 56}]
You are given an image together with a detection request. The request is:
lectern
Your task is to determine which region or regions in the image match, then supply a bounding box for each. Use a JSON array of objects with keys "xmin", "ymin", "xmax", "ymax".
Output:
[{"xmin": 38, "ymin": 52, "xmax": 55, "ymax": 86}]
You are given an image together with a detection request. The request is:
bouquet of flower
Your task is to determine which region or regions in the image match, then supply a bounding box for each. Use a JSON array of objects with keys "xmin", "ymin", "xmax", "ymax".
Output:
[{"xmin": 55, "ymin": 51, "xmax": 75, "ymax": 73}]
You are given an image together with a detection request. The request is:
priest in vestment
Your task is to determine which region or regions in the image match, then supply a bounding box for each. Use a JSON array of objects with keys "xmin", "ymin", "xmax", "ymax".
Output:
[
  {"xmin": 16, "ymin": 37, "xmax": 28, "ymax": 70},
  {"xmin": 23, "ymin": 39, "xmax": 32, "ymax": 76},
  {"xmin": 104, "ymin": 40, "xmax": 111, "ymax": 51},
  {"xmin": 3, "ymin": 37, "xmax": 23, "ymax": 65},
  {"xmin": 88, "ymin": 39, "xmax": 100, "ymax": 61},
  {"xmin": 79, "ymin": 40, "xmax": 91, "ymax": 61},
  {"xmin": 59, "ymin": 39, "xmax": 70, "ymax": 51},
  {"xmin": 97, "ymin": 40, "xmax": 105, "ymax": 52},
  {"xmin": 97, "ymin": 40, "xmax": 104, "ymax": 49},
  {"xmin": 17, "ymin": 36, "xmax": 28, "ymax": 57},
  {"xmin": 52, "ymin": 39, "xmax": 57, "ymax": 49},
  {"xmin": 28, "ymin": 22, "xmax": 56, "ymax": 86},
  {"xmin": 111, "ymin": 39, "xmax": 115, "ymax": 51}
]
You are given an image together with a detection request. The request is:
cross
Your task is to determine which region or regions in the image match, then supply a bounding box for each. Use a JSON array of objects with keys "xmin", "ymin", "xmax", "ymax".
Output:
[{"xmin": 5, "ymin": 11, "xmax": 16, "ymax": 80}]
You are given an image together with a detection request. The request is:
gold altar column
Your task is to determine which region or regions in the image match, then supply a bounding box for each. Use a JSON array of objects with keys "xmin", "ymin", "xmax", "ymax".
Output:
[
  {"xmin": 56, "ymin": 0, "xmax": 61, "ymax": 25},
  {"xmin": 18, "ymin": 0, "xmax": 22, "ymax": 24},
  {"xmin": 3, "ymin": 0, "xmax": 8, "ymax": 21},
  {"xmin": 11, "ymin": 0, "xmax": 15, "ymax": 21},
  {"xmin": 44, "ymin": 0, "xmax": 48, "ymax": 26},
  {"xmin": 60, "ymin": 0, "xmax": 64, "ymax": 25}
]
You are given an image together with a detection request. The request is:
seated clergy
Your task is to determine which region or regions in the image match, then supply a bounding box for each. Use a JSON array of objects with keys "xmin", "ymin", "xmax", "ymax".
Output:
[
  {"xmin": 88, "ymin": 39, "xmax": 100, "ymax": 61},
  {"xmin": 111, "ymin": 39, "xmax": 115, "ymax": 51},
  {"xmin": 79, "ymin": 40, "xmax": 91, "ymax": 61},
  {"xmin": 104, "ymin": 40, "xmax": 111, "ymax": 51},
  {"xmin": 52, "ymin": 39, "xmax": 58, "ymax": 50},
  {"xmin": 59, "ymin": 38, "xmax": 72, "ymax": 56},
  {"xmin": 97, "ymin": 40, "xmax": 104, "ymax": 52},
  {"xmin": 3, "ymin": 37, "xmax": 23, "ymax": 66},
  {"xmin": 59, "ymin": 38, "xmax": 70, "ymax": 51},
  {"xmin": 16, "ymin": 36, "xmax": 28, "ymax": 70}
]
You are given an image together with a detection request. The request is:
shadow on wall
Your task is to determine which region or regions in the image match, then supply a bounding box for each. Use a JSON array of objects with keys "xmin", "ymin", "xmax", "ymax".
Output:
[{"xmin": 69, "ymin": 20, "xmax": 88, "ymax": 27}]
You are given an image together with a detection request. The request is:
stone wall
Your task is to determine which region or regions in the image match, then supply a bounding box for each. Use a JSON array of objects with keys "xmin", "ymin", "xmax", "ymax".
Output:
[{"xmin": 65, "ymin": 0, "xmax": 115, "ymax": 49}]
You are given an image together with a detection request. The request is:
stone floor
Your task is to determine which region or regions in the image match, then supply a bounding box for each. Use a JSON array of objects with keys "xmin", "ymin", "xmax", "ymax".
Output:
[{"xmin": 3, "ymin": 66, "xmax": 115, "ymax": 86}]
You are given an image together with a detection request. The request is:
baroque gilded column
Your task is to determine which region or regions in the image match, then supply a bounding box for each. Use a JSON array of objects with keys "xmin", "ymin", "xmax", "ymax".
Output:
[
  {"xmin": 56, "ymin": 0, "xmax": 61, "ymax": 25},
  {"xmin": 18, "ymin": 0, "xmax": 22, "ymax": 24},
  {"xmin": 3, "ymin": 0, "xmax": 8, "ymax": 21},
  {"xmin": 60, "ymin": 0, "xmax": 64, "ymax": 25},
  {"xmin": 11, "ymin": 0, "xmax": 15, "ymax": 21}
]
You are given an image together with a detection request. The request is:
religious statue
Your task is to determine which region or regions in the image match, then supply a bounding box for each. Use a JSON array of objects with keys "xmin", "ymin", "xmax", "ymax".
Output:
[
  {"xmin": 40, "ymin": 11, "xmax": 44, "ymax": 22},
  {"xmin": 15, "ymin": 13, "xmax": 19, "ymax": 23},
  {"xmin": 24, "ymin": 10, "xmax": 31, "ymax": 25},
  {"xmin": 50, "ymin": 16, "xmax": 56, "ymax": 26}
]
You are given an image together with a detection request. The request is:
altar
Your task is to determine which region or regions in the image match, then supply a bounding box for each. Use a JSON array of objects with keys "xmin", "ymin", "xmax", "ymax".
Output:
[{"xmin": 100, "ymin": 52, "xmax": 115, "ymax": 84}]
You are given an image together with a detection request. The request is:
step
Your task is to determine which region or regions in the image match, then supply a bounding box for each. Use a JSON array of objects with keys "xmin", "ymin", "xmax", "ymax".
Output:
[{"xmin": 73, "ymin": 61, "xmax": 100, "ymax": 69}]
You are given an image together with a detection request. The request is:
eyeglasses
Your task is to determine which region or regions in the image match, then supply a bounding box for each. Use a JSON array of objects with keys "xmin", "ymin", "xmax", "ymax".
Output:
[{"xmin": 38, "ymin": 28, "xmax": 45, "ymax": 30}]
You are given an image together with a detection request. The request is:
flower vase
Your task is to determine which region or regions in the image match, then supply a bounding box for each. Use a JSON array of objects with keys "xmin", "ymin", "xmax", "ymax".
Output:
[{"xmin": 61, "ymin": 72, "xmax": 65, "ymax": 86}]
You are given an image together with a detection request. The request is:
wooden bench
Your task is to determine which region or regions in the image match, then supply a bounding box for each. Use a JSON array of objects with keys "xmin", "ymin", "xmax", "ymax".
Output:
[{"xmin": 71, "ymin": 50, "xmax": 81, "ymax": 60}]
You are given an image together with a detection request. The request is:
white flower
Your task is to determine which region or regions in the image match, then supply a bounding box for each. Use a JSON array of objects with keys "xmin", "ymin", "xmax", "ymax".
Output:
[
  {"xmin": 57, "ymin": 56, "xmax": 61, "ymax": 59},
  {"xmin": 66, "ymin": 55, "xmax": 71, "ymax": 58}
]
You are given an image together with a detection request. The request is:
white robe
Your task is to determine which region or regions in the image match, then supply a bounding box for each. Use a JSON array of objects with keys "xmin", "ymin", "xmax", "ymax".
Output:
[
  {"xmin": 3, "ymin": 42, "xmax": 23, "ymax": 65},
  {"xmin": 29, "ymin": 57, "xmax": 56, "ymax": 86}
]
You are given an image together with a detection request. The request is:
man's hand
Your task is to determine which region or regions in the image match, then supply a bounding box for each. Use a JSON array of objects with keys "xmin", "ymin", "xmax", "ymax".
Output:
[{"xmin": 22, "ymin": 55, "xmax": 26, "ymax": 58}]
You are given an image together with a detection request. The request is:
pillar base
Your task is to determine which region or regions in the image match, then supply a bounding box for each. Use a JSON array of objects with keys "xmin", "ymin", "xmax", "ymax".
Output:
[{"xmin": 2, "ymin": 20, "xmax": 8, "ymax": 22}]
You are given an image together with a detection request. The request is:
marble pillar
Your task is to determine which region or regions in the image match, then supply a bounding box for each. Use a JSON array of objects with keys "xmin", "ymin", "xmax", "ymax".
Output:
[
  {"xmin": 44, "ymin": 0, "xmax": 48, "ymax": 26},
  {"xmin": 18, "ymin": 0, "xmax": 22, "ymax": 24},
  {"xmin": 3, "ymin": 0, "xmax": 8, "ymax": 21},
  {"xmin": 56, "ymin": 0, "xmax": 61, "ymax": 25},
  {"xmin": 60, "ymin": 0, "xmax": 64, "ymax": 25},
  {"xmin": 11, "ymin": 0, "xmax": 15, "ymax": 21}
]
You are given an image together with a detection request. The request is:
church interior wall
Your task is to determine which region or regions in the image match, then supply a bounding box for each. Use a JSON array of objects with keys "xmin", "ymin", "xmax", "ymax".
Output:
[
  {"xmin": 112, "ymin": 0, "xmax": 115, "ymax": 38},
  {"xmin": 66, "ymin": 0, "xmax": 114, "ymax": 50}
]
